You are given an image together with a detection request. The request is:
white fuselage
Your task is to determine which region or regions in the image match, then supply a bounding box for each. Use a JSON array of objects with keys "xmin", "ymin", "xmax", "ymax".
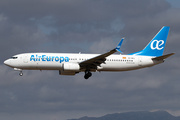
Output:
[
  {"xmin": 4, "ymin": 53, "xmax": 163, "ymax": 72},
  {"xmin": 3, "ymin": 26, "xmax": 173, "ymax": 79}
]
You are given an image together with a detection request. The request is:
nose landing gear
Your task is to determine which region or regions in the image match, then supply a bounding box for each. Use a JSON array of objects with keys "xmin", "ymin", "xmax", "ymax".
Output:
[
  {"xmin": 14, "ymin": 68, "xmax": 23, "ymax": 76},
  {"xmin": 19, "ymin": 71, "xmax": 23, "ymax": 76},
  {"xmin": 84, "ymin": 71, "xmax": 92, "ymax": 79}
]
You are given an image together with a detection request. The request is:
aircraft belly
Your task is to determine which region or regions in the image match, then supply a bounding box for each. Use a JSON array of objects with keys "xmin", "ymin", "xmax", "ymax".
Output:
[
  {"xmin": 21, "ymin": 61, "xmax": 63, "ymax": 70},
  {"xmin": 37, "ymin": 62, "xmax": 63, "ymax": 70}
]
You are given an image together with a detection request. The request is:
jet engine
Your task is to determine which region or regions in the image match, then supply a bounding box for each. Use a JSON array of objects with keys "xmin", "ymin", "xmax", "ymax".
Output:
[{"xmin": 62, "ymin": 63, "xmax": 80, "ymax": 71}]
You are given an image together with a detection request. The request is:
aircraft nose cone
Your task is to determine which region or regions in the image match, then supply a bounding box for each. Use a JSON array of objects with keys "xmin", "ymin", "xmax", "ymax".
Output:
[{"xmin": 4, "ymin": 59, "xmax": 10, "ymax": 66}]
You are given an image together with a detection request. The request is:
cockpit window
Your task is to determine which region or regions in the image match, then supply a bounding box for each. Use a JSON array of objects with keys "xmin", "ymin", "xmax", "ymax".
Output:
[{"xmin": 11, "ymin": 57, "xmax": 18, "ymax": 59}]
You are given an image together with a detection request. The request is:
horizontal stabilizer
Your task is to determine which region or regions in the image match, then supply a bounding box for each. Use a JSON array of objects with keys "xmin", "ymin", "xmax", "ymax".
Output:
[{"xmin": 152, "ymin": 53, "xmax": 175, "ymax": 60}]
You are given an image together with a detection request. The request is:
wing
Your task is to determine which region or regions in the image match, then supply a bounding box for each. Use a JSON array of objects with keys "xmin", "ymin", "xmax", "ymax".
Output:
[{"xmin": 79, "ymin": 38, "xmax": 124, "ymax": 71}]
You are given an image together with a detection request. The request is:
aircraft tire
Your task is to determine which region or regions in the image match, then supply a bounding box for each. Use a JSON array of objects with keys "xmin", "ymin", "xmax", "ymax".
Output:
[
  {"xmin": 84, "ymin": 71, "xmax": 92, "ymax": 79},
  {"xmin": 19, "ymin": 72, "xmax": 23, "ymax": 76},
  {"xmin": 84, "ymin": 75, "xmax": 89, "ymax": 79},
  {"xmin": 88, "ymin": 72, "xmax": 92, "ymax": 77}
]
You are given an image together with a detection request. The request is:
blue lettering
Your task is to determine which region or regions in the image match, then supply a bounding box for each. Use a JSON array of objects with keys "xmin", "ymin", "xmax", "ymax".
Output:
[
  {"xmin": 55, "ymin": 56, "xmax": 59, "ymax": 62},
  {"xmin": 30, "ymin": 55, "xmax": 35, "ymax": 61},
  {"xmin": 52, "ymin": 56, "xmax": 54, "ymax": 61},
  {"xmin": 60, "ymin": 57, "xmax": 64, "ymax": 63},
  {"xmin": 38, "ymin": 56, "xmax": 41, "ymax": 61},
  {"xmin": 30, "ymin": 55, "xmax": 70, "ymax": 63},
  {"xmin": 65, "ymin": 57, "xmax": 69, "ymax": 62},
  {"xmin": 47, "ymin": 56, "xmax": 51, "ymax": 61},
  {"xmin": 42, "ymin": 55, "xmax": 46, "ymax": 61},
  {"xmin": 36, "ymin": 55, "xmax": 38, "ymax": 61}
]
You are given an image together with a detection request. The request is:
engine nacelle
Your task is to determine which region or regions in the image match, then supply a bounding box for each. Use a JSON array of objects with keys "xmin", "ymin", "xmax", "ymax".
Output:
[{"xmin": 63, "ymin": 63, "xmax": 80, "ymax": 71}]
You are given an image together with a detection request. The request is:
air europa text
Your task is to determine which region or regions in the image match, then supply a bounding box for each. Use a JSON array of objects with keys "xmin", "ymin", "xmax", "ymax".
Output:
[{"xmin": 30, "ymin": 55, "xmax": 69, "ymax": 63}]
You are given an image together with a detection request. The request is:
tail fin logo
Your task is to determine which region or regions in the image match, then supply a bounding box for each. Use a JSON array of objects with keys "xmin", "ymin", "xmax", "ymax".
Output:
[{"xmin": 150, "ymin": 40, "xmax": 164, "ymax": 50}]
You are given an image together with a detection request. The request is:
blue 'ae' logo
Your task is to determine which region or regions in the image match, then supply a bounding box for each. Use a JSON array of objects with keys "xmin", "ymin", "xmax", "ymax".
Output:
[
  {"xmin": 150, "ymin": 40, "xmax": 164, "ymax": 50},
  {"xmin": 30, "ymin": 55, "xmax": 69, "ymax": 63}
]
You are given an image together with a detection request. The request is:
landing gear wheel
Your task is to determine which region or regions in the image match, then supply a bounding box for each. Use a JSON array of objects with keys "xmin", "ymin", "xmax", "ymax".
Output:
[
  {"xmin": 88, "ymin": 72, "xmax": 92, "ymax": 77},
  {"xmin": 84, "ymin": 71, "xmax": 92, "ymax": 79},
  {"xmin": 19, "ymin": 72, "xmax": 23, "ymax": 76},
  {"xmin": 84, "ymin": 75, "xmax": 88, "ymax": 79}
]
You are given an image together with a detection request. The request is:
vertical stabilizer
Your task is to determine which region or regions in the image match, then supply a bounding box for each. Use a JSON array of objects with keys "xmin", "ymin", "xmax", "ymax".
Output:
[{"xmin": 129, "ymin": 26, "xmax": 170, "ymax": 57}]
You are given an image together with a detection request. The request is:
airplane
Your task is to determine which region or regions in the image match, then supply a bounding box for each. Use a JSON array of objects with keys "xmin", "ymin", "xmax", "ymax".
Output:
[{"xmin": 4, "ymin": 26, "xmax": 174, "ymax": 79}]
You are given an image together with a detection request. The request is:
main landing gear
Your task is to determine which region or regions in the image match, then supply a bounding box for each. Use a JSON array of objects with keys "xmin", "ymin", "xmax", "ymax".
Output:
[{"xmin": 84, "ymin": 71, "xmax": 92, "ymax": 79}]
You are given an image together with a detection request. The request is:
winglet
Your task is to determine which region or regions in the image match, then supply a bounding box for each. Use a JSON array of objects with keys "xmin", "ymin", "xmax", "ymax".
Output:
[{"xmin": 116, "ymin": 38, "xmax": 124, "ymax": 53}]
